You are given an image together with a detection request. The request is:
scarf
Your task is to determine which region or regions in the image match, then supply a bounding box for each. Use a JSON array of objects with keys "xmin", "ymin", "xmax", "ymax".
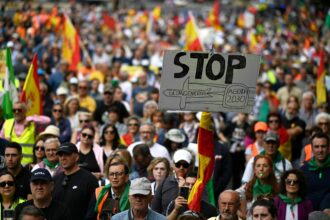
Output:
[
  {"xmin": 308, "ymin": 155, "xmax": 330, "ymax": 179},
  {"xmin": 253, "ymin": 179, "xmax": 272, "ymax": 199},
  {"xmin": 43, "ymin": 158, "xmax": 60, "ymax": 169},
  {"xmin": 279, "ymin": 194, "xmax": 302, "ymax": 218},
  {"xmin": 94, "ymin": 183, "xmax": 130, "ymax": 213},
  {"xmin": 260, "ymin": 150, "xmax": 284, "ymax": 172}
]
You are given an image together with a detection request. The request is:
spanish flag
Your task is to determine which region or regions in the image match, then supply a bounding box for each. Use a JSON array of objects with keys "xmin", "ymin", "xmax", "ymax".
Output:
[
  {"xmin": 62, "ymin": 13, "xmax": 81, "ymax": 71},
  {"xmin": 21, "ymin": 54, "xmax": 43, "ymax": 116},
  {"xmin": 205, "ymin": 0, "xmax": 221, "ymax": 30},
  {"xmin": 184, "ymin": 12, "xmax": 204, "ymax": 51},
  {"xmin": 188, "ymin": 112, "xmax": 214, "ymax": 211},
  {"xmin": 315, "ymin": 49, "xmax": 327, "ymax": 106}
]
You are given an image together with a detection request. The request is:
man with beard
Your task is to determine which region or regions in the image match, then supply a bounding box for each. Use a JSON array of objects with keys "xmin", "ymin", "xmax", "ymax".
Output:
[
  {"xmin": 282, "ymin": 100, "xmax": 306, "ymax": 167},
  {"xmin": 127, "ymin": 122, "xmax": 171, "ymax": 162},
  {"xmin": 209, "ymin": 190, "xmax": 242, "ymax": 220}
]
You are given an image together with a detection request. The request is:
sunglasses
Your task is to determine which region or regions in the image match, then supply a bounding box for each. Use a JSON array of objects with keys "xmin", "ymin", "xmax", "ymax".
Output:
[
  {"xmin": 79, "ymin": 86, "xmax": 88, "ymax": 89},
  {"xmin": 105, "ymin": 130, "xmax": 115, "ymax": 135},
  {"xmin": 0, "ymin": 181, "xmax": 15, "ymax": 187},
  {"xmin": 53, "ymin": 109, "xmax": 63, "ymax": 113},
  {"xmin": 35, "ymin": 146, "xmax": 45, "ymax": 151},
  {"xmin": 81, "ymin": 133, "xmax": 93, "ymax": 140},
  {"xmin": 175, "ymin": 162, "xmax": 190, "ymax": 169},
  {"xmin": 13, "ymin": 108, "xmax": 23, "ymax": 113},
  {"xmin": 104, "ymin": 92, "xmax": 113, "ymax": 95},
  {"xmin": 128, "ymin": 123, "xmax": 139, "ymax": 127},
  {"xmin": 79, "ymin": 120, "xmax": 90, "ymax": 123},
  {"xmin": 285, "ymin": 179, "xmax": 299, "ymax": 186}
]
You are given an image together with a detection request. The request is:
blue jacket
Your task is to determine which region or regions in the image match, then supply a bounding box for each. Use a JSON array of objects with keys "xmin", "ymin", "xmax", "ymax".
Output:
[{"xmin": 111, "ymin": 209, "xmax": 166, "ymax": 220}]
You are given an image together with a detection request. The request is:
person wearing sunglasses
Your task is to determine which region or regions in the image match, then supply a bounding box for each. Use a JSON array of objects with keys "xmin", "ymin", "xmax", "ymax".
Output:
[
  {"xmin": 53, "ymin": 142, "xmax": 99, "ymax": 220},
  {"xmin": 70, "ymin": 111, "xmax": 92, "ymax": 144},
  {"xmin": 29, "ymin": 137, "xmax": 46, "ymax": 170},
  {"xmin": 274, "ymin": 169, "xmax": 313, "ymax": 220},
  {"xmin": 50, "ymin": 103, "xmax": 72, "ymax": 143},
  {"xmin": 0, "ymin": 170, "xmax": 25, "ymax": 219},
  {"xmin": 100, "ymin": 124, "xmax": 126, "ymax": 164},
  {"xmin": 0, "ymin": 101, "xmax": 51, "ymax": 166},
  {"xmin": 151, "ymin": 149, "xmax": 193, "ymax": 215},
  {"xmin": 76, "ymin": 126, "xmax": 104, "ymax": 180},
  {"xmin": 121, "ymin": 116, "xmax": 141, "ymax": 147},
  {"xmin": 77, "ymin": 80, "xmax": 96, "ymax": 114},
  {"xmin": 15, "ymin": 168, "xmax": 71, "ymax": 220}
]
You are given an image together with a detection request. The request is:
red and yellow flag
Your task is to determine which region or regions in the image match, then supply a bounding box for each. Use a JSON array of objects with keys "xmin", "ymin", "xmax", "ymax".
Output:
[
  {"xmin": 62, "ymin": 14, "xmax": 81, "ymax": 71},
  {"xmin": 316, "ymin": 49, "xmax": 327, "ymax": 105},
  {"xmin": 21, "ymin": 54, "xmax": 42, "ymax": 116},
  {"xmin": 184, "ymin": 12, "xmax": 204, "ymax": 51},
  {"xmin": 188, "ymin": 112, "xmax": 214, "ymax": 212},
  {"xmin": 205, "ymin": 0, "xmax": 221, "ymax": 30}
]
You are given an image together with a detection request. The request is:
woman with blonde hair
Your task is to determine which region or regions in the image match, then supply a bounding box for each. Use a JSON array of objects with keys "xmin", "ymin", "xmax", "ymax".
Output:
[{"xmin": 147, "ymin": 157, "xmax": 171, "ymax": 195}]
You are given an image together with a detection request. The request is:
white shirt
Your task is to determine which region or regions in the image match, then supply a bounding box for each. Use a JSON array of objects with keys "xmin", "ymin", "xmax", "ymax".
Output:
[
  {"xmin": 127, "ymin": 141, "xmax": 171, "ymax": 162},
  {"xmin": 242, "ymin": 155, "xmax": 292, "ymax": 183},
  {"xmin": 285, "ymin": 204, "xmax": 298, "ymax": 220}
]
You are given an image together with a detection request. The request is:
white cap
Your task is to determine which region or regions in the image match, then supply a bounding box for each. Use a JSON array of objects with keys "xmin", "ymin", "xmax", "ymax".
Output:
[
  {"xmin": 56, "ymin": 87, "xmax": 69, "ymax": 96},
  {"xmin": 173, "ymin": 149, "xmax": 192, "ymax": 164}
]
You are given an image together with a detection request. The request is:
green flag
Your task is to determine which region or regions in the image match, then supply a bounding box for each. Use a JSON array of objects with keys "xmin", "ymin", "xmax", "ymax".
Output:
[{"xmin": 2, "ymin": 48, "xmax": 18, "ymax": 119}]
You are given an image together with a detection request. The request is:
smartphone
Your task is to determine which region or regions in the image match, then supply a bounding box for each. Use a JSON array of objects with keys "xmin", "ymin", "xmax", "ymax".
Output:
[
  {"xmin": 3, "ymin": 209, "xmax": 14, "ymax": 219},
  {"xmin": 179, "ymin": 187, "xmax": 190, "ymax": 199}
]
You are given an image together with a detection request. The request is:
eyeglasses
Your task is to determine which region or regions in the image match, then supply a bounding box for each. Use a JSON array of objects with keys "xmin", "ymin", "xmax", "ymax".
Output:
[
  {"xmin": 52, "ymin": 109, "xmax": 63, "ymax": 113},
  {"xmin": 128, "ymin": 123, "xmax": 139, "ymax": 127},
  {"xmin": 108, "ymin": 171, "xmax": 125, "ymax": 177},
  {"xmin": 318, "ymin": 122, "xmax": 329, "ymax": 126},
  {"xmin": 79, "ymin": 120, "xmax": 90, "ymax": 123},
  {"xmin": 79, "ymin": 86, "xmax": 88, "ymax": 90},
  {"xmin": 268, "ymin": 120, "xmax": 279, "ymax": 123},
  {"xmin": 0, "ymin": 181, "xmax": 15, "ymax": 187},
  {"xmin": 175, "ymin": 162, "xmax": 190, "ymax": 169},
  {"xmin": 105, "ymin": 130, "xmax": 115, "ymax": 135},
  {"xmin": 62, "ymin": 176, "xmax": 70, "ymax": 187},
  {"xmin": 35, "ymin": 146, "xmax": 45, "ymax": 151},
  {"xmin": 81, "ymin": 133, "xmax": 93, "ymax": 140},
  {"xmin": 285, "ymin": 179, "xmax": 299, "ymax": 186},
  {"xmin": 13, "ymin": 108, "xmax": 23, "ymax": 113}
]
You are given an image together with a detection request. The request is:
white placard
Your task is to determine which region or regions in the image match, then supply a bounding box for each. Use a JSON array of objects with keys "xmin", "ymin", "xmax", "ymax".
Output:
[{"xmin": 159, "ymin": 50, "xmax": 261, "ymax": 113}]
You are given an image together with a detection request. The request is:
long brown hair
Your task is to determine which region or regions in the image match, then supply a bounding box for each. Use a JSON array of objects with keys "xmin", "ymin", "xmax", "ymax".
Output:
[{"xmin": 245, "ymin": 155, "xmax": 279, "ymax": 201}]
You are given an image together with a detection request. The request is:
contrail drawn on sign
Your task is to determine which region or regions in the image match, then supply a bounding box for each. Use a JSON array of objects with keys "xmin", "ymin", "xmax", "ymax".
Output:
[{"xmin": 163, "ymin": 77, "xmax": 256, "ymax": 111}]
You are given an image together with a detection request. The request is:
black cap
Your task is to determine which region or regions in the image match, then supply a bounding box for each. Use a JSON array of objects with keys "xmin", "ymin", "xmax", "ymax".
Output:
[
  {"xmin": 56, "ymin": 142, "xmax": 78, "ymax": 155},
  {"xmin": 31, "ymin": 168, "xmax": 52, "ymax": 182}
]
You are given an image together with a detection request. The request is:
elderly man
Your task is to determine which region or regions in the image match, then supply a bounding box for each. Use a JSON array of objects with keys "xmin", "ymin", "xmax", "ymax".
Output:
[
  {"xmin": 128, "ymin": 122, "xmax": 171, "ymax": 162},
  {"xmin": 52, "ymin": 142, "xmax": 98, "ymax": 220},
  {"xmin": 242, "ymin": 132, "xmax": 292, "ymax": 183},
  {"xmin": 112, "ymin": 177, "xmax": 166, "ymax": 220},
  {"xmin": 32, "ymin": 137, "xmax": 62, "ymax": 177},
  {"xmin": 0, "ymin": 101, "xmax": 50, "ymax": 165},
  {"xmin": 301, "ymin": 132, "xmax": 330, "ymax": 211},
  {"xmin": 15, "ymin": 168, "xmax": 71, "ymax": 219},
  {"xmin": 86, "ymin": 161, "xmax": 131, "ymax": 220},
  {"xmin": 209, "ymin": 190, "xmax": 241, "ymax": 220}
]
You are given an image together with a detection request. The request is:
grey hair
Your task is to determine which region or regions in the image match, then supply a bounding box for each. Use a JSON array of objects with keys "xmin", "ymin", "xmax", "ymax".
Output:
[
  {"xmin": 315, "ymin": 112, "xmax": 330, "ymax": 124},
  {"xmin": 302, "ymin": 91, "xmax": 315, "ymax": 101},
  {"xmin": 308, "ymin": 211, "xmax": 330, "ymax": 220},
  {"xmin": 44, "ymin": 137, "xmax": 61, "ymax": 148}
]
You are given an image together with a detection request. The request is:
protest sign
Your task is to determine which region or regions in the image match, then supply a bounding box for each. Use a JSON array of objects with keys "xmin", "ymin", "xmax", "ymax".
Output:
[{"xmin": 159, "ymin": 50, "xmax": 261, "ymax": 113}]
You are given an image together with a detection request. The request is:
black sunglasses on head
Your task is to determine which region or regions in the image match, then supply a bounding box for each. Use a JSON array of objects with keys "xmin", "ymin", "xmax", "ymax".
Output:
[{"xmin": 175, "ymin": 162, "xmax": 190, "ymax": 169}]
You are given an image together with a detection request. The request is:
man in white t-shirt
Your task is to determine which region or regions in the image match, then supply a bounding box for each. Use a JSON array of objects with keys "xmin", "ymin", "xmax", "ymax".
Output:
[{"xmin": 127, "ymin": 122, "xmax": 171, "ymax": 162}]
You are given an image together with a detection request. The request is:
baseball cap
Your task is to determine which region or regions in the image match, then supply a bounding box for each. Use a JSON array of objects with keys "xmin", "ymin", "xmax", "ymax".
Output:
[
  {"xmin": 31, "ymin": 168, "xmax": 52, "ymax": 182},
  {"xmin": 254, "ymin": 122, "xmax": 268, "ymax": 132},
  {"xmin": 264, "ymin": 131, "xmax": 279, "ymax": 143},
  {"xmin": 165, "ymin": 129, "xmax": 186, "ymax": 143},
  {"xmin": 56, "ymin": 87, "xmax": 69, "ymax": 96},
  {"xmin": 103, "ymin": 84, "xmax": 114, "ymax": 93},
  {"xmin": 57, "ymin": 142, "xmax": 78, "ymax": 155},
  {"xmin": 129, "ymin": 177, "xmax": 151, "ymax": 196},
  {"xmin": 173, "ymin": 149, "xmax": 192, "ymax": 164},
  {"xmin": 69, "ymin": 77, "xmax": 78, "ymax": 85}
]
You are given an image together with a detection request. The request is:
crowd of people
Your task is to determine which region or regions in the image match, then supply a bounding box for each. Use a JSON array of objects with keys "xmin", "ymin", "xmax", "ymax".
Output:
[{"xmin": 0, "ymin": 0, "xmax": 330, "ymax": 219}]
